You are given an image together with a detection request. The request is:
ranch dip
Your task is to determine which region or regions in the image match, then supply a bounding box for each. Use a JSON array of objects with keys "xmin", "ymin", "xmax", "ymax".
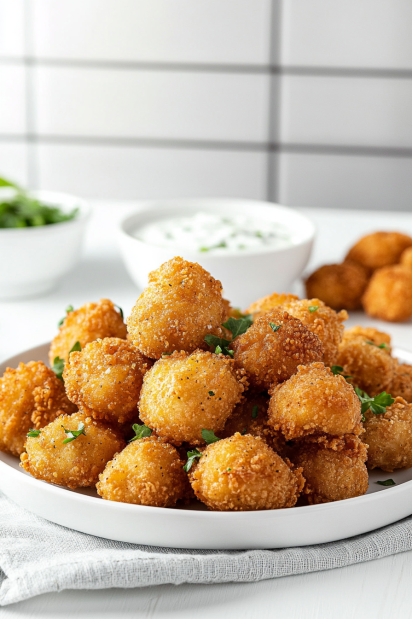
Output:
[{"xmin": 133, "ymin": 212, "xmax": 293, "ymax": 254}]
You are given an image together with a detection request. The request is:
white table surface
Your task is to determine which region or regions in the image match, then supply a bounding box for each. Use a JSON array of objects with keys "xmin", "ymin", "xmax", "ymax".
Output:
[{"xmin": 2, "ymin": 202, "xmax": 412, "ymax": 618}]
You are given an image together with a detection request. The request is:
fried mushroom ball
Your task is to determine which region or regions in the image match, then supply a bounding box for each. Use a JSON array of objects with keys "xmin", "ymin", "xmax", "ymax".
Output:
[
  {"xmin": 127, "ymin": 257, "xmax": 226, "ymax": 359},
  {"xmin": 342, "ymin": 326, "xmax": 392, "ymax": 353},
  {"xmin": 64, "ymin": 337, "xmax": 152, "ymax": 425},
  {"xmin": 189, "ymin": 433, "xmax": 304, "ymax": 511},
  {"xmin": 400, "ymin": 246, "xmax": 412, "ymax": 269},
  {"xmin": 346, "ymin": 231, "xmax": 412, "ymax": 271},
  {"xmin": 232, "ymin": 309, "xmax": 323, "ymax": 390},
  {"xmin": 139, "ymin": 350, "xmax": 246, "ymax": 445},
  {"xmin": 305, "ymin": 262, "xmax": 369, "ymax": 311},
  {"xmin": 49, "ymin": 299, "xmax": 127, "ymax": 364},
  {"xmin": 291, "ymin": 435, "xmax": 368, "ymax": 504},
  {"xmin": 268, "ymin": 363, "xmax": 363, "ymax": 440},
  {"xmin": 337, "ymin": 330, "xmax": 394, "ymax": 396},
  {"xmin": 0, "ymin": 361, "xmax": 74, "ymax": 457},
  {"xmin": 280, "ymin": 298, "xmax": 347, "ymax": 367},
  {"xmin": 363, "ymin": 397, "xmax": 412, "ymax": 471},
  {"xmin": 20, "ymin": 411, "xmax": 125, "ymax": 489},
  {"xmin": 362, "ymin": 265, "xmax": 412, "ymax": 322},
  {"xmin": 96, "ymin": 436, "xmax": 190, "ymax": 507},
  {"xmin": 247, "ymin": 292, "xmax": 299, "ymax": 321},
  {"xmin": 390, "ymin": 361, "xmax": 412, "ymax": 403}
]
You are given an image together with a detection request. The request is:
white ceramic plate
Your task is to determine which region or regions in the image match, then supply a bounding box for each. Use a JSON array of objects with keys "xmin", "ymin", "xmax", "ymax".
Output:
[{"xmin": 1, "ymin": 343, "xmax": 412, "ymax": 550}]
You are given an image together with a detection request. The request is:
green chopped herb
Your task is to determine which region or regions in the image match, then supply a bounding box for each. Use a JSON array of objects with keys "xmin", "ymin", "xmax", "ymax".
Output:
[
  {"xmin": 366, "ymin": 340, "xmax": 389, "ymax": 350},
  {"xmin": 252, "ymin": 405, "xmax": 258, "ymax": 419},
  {"xmin": 241, "ymin": 428, "xmax": 247, "ymax": 435},
  {"xmin": 215, "ymin": 345, "xmax": 223, "ymax": 355},
  {"xmin": 227, "ymin": 350, "xmax": 234, "ymax": 358},
  {"xmin": 209, "ymin": 391, "xmax": 215, "ymax": 396},
  {"xmin": 62, "ymin": 422, "xmax": 86, "ymax": 444},
  {"xmin": 162, "ymin": 352, "xmax": 172, "ymax": 356},
  {"xmin": 202, "ymin": 429, "xmax": 221, "ymax": 444},
  {"xmin": 183, "ymin": 449, "xmax": 203, "ymax": 472},
  {"xmin": 58, "ymin": 304, "xmax": 74, "ymax": 327},
  {"xmin": 129, "ymin": 423, "xmax": 152, "ymax": 442},
  {"xmin": 269, "ymin": 322, "xmax": 281, "ymax": 332},
  {"xmin": 355, "ymin": 388, "xmax": 395, "ymax": 421},
  {"xmin": 308, "ymin": 306, "xmax": 319, "ymax": 313},
  {"xmin": 222, "ymin": 316, "xmax": 253, "ymax": 339},
  {"xmin": 331, "ymin": 365, "xmax": 352, "ymax": 380},
  {"xmin": 69, "ymin": 341, "xmax": 81, "ymax": 354},
  {"xmin": 227, "ymin": 467, "xmax": 232, "ymax": 472},
  {"xmin": 52, "ymin": 356, "xmax": 65, "ymax": 381},
  {"xmin": 27, "ymin": 429, "xmax": 41, "ymax": 438},
  {"xmin": 204, "ymin": 334, "xmax": 232, "ymax": 356},
  {"xmin": 376, "ymin": 479, "xmax": 396, "ymax": 487},
  {"xmin": 115, "ymin": 305, "xmax": 124, "ymax": 320}
]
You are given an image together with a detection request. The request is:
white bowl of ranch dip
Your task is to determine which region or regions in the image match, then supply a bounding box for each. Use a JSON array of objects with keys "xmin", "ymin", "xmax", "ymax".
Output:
[{"xmin": 117, "ymin": 199, "xmax": 315, "ymax": 308}]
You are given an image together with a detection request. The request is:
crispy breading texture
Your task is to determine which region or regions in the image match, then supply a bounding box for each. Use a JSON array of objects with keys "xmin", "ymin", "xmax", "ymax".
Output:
[
  {"xmin": 337, "ymin": 330, "xmax": 394, "ymax": 396},
  {"xmin": 390, "ymin": 361, "xmax": 412, "ymax": 403},
  {"xmin": 139, "ymin": 350, "xmax": 247, "ymax": 445},
  {"xmin": 305, "ymin": 262, "xmax": 369, "ymax": 311},
  {"xmin": 0, "ymin": 361, "xmax": 74, "ymax": 457},
  {"xmin": 291, "ymin": 435, "xmax": 368, "ymax": 504},
  {"xmin": 189, "ymin": 433, "xmax": 304, "ymax": 511},
  {"xmin": 232, "ymin": 309, "xmax": 323, "ymax": 390},
  {"xmin": 268, "ymin": 363, "xmax": 363, "ymax": 440},
  {"xmin": 126, "ymin": 257, "xmax": 226, "ymax": 359},
  {"xmin": 280, "ymin": 298, "xmax": 347, "ymax": 367},
  {"xmin": 363, "ymin": 397, "xmax": 412, "ymax": 472},
  {"xmin": 96, "ymin": 436, "xmax": 190, "ymax": 507},
  {"xmin": 362, "ymin": 265, "xmax": 412, "ymax": 322},
  {"xmin": 247, "ymin": 292, "xmax": 299, "ymax": 321},
  {"xmin": 400, "ymin": 246, "xmax": 412, "ymax": 269},
  {"xmin": 63, "ymin": 337, "xmax": 152, "ymax": 425},
  {"xmin": 20, "ymin": 411, "xmax": 125, "ymax": 489},
  {"xmin": 49, "ymin": 299, "xmax": 127, "ymax": 364},
  {"xmin": 346, "ymin": 231, "xmax": 412, "ymax": 271},
  {"xmin": 342, "ymin": 326, "xmax": 392, "ymax": 352}
]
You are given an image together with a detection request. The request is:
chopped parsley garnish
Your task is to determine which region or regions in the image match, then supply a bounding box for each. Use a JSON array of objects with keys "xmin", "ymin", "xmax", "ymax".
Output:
[
  {"xmin": 58, "ymin": 304, "xmax": 74, "ymax": 327},
  {"xmin": 376, "ymin": 479, "xmax": 396, "ymax": 487},
  {"xmin": 162, "ymin": 352, "xmax": 172, "ymax": 356},
  {"xmin": 209, "ymin": 391, "xmax": 215, "ymax": 396},
  {"xmin": 69, "ymin": 341, "xmax": 82, "ymax": 354},
  {"xmin": 205, "ymin": 316, "xmax": 252, "ymax": 357},
  {"xmin": 183, "ymin": 449, "xmax": 202, "ymax": 472},
  {"xmin": 115, "ymin": 305, "xmax": 124, "ymax": 320},
  {"xmin": 62, "ymin": 422, "xmax": 86, "ymax": 444},
  {"xmin": 51, "ymin": 356, "xmax": 65, "ymax": 381},
  {"xmin": 241, "ymin": 428, "xmax": 247, "ymax": 435},
  {"xmin": 201, "ymin": 429, "xmax": 221, "ymax": 444},
  {"xmin": 27, "ymin": 429, "xmax": 41, "ymax": 438},
  {"xmin": 269, "ymin": 322, "xmax": 281, "ymax": 332},
  {"xmin": 227, "ymin": 350, "xmax": 234, "ymax": 358},
  {"xmin": 308, "ymin": 306, "xmax": 319, "ymax": 313},
  {"xmin": 355, "ymin": 388, "xmax": 395, "ymax": 421},
  {"xmin": 331, "ymin": 365, "xmax": 352, "ymax": 380},
  {"xmin": 215, "ymin": 345, "xmax": 223, "ymax": 354},
  {"xmin": 366, "ymin": 340, "xmax": 389, "ymax": 350},
  {"xmin": 129, "ymin": 423, "xmax": 152, "ymax": 442},
  {"xmin": 252, "ymin": 405, "xmax": 258, "ymax": 419},
  {"xmin": 199, "ymin": 241, "xmax": 227, "ymax": 252},
  {"xmin": 227, "ymin": 467, "xmax": 232, "ymax": 471}
]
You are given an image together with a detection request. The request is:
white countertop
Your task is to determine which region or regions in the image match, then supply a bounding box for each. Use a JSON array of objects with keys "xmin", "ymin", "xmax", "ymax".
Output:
[{"xmin": 2, "ymin": 202, "xmax": 412, "ymax": 618}]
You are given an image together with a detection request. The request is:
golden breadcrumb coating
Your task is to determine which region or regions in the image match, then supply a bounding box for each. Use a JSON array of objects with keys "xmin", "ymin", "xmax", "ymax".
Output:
[
  {"xmin": 268, "ymin": 363, "xmax": 363, "ymax": 440},
  {"xmin": 189, "ymin": 433, "xmax": 304, "ymax": 511},
  {"xmin": 139, "ymin": 350, "xmax": 246, "ymax": 445},
  {"xmin": 280, "ymin": 298, "xmax": 347, "ymax": 367},
  {"xmin": 63, "ymin": 337, "xmax": 152, "ymax": 425},
  {"xmin": 362, "ymin": 265, "xmax": 412, "ymax": 322},
  {"xmin": 291, "ymin": 435, "xmax": 368, "ymax": 504},
  {"xmin": 400, "ymin": 246, "xmax": 412, "ymax": 269},
  {"xmin": 49, "ymin": 299, "xmax": 127, "ymax": 364},
  {"xmin": 247, "ymin": 292, "xmax": 299, "ymax": 321},
  {"xmin": 363, "ymin": 397, "xmax": 412, "ymax": 471},
  {"xmin": 20, "ymin": 411, "xmax": 125, "ymax": 489},
  {"xmin": 232, "ymin": 309, "xmax": 323, "ymax": 390},
  {"xmin": 346, "ymin": 231, "xmax": 412, "ymax": 271},
  {"xmin": 96, "ymin": 436, "xmax": 190, "ymax": 507},
  {"xmin": 342, "ymin": 326, "xmax": 392, "ymax": 353},
  {"xmin": 305, "ymin": 262, "xmax": 369, "ymax": 311},
  {"xmin": 337, "ymin": 330, "xmax": 394, "ymax": 396},
  {"xmin": 390, "ymin": 361, "xmax": 412, "ymax": 403},
  {"xmin": 0, "ymin": 361, "xmax": 72, "ymax": 457},
  {"xmin": 32, "ymin": 375, "xmax": 77, "ymax": 429},
  {"xmin": 127, "ymin": 257, "xmax": 226, "ymax": 359}
]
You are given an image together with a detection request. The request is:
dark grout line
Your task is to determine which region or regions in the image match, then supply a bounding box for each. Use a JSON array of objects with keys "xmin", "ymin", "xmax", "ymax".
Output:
[
  {"xmin": 266, "ymin": 0, "xmax": 282, "ymax": 202},
  {"xmin": 22, "ymin": 0, "xmax": 38, "ymax": 188}
]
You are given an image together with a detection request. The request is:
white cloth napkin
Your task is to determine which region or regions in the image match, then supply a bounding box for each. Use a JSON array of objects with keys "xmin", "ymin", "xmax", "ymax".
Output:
[{"xmin": 1, "ymin": 490, "xmax": 412, "ymax": 606}]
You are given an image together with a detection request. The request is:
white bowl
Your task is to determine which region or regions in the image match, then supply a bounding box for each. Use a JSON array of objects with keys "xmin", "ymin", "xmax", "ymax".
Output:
[
  {"xmin": 117, "ymin": 199, "xmax": 315, "ymax": 308},
  {"xmin": 0, "ymin": 189, "xmax": 90, "ymax": 300}
]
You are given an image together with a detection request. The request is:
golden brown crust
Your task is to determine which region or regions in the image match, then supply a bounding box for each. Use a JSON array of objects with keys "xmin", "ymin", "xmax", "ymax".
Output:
[
  {"xmin": 232, "ymin": 309, "xmax": 324, "ymax": 390},
  {"xmin": 49, "ymin": 299, "xmax": 127, "ymax": 364},
  {"xmin": 268, "ymin": 362, "xmax": 363, "ymax": 440},
  {"xmin": 126, "ymin": 257, "xmax": 226, "ymax": 359},
  {"xmin": 390, "ymin": 361, "xmax": 412, "ymax": 403},
  {"xmin": 247, "ymin": 292, "xmax": 299, "ymax": 321},
  {"xmin": 32, "ymin": 375, "xmax": 77, "ymax": 429},
  {"xmin": 189, "ymin": 433, "xmax": 304, "ymax": 511},
  {"xmin": 342, "ymin": 326, "xmax": 392, "ymax": 353},
  {"xmin": 400, "ymin": 246, "xmax": 412, "ymax": 269},
  {"xmin": 346, "ymin": 231, "xmax": 412, "ymax": 271},
  {"xmin": 362, "ymin": 265, "xmax": 412, "ymax": 322},
  {"xmin": 305, "ymin": 262, "xmax": 369, "ymax": 311}
]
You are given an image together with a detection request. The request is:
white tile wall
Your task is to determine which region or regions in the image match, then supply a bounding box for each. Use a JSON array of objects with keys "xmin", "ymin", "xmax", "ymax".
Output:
[
  {"xmin": 31, "ymin": 0, "xmax": 272, "ymax": 65},
  {"xmin": 0, "ymin": 0, "xmax": 25, "ymax": 57},
  {"xmin": 0, "ymin": 65, "xmax": 26, "ymax": 135},
  {"xmin": 33, "ymin": 67, "xmax": 270, "ymax": 143},
  {"xmin": 281, "ymin": 0, "xmax": 412, "ymax": 69},
  {"xmin": 0, "ymin": 142, "xmax": 28, "ymax": 185},
  {"xmin": 278, "ymin": 153, "xmax": 412, "ymax": 211},
  {"xmin": 280, "ymin": 76, "xmax": 412, "ymax": 148},
  {"xmin": 35, "ymin": 144, "xmax": 268, "ymax": 200}
]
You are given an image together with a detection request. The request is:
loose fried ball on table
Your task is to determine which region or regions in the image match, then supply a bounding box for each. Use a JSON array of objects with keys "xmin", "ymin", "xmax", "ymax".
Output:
[
  {"xmin": 280, "ymin": 298, "xmax": 347, "ymax": 367},
  {"xmin": 232, "ymin": 309, "xmax": 323, "ymax": 391},
  {"xmin": 64, "ymin": 337, "xmax": 152, "ymax": 425},
  {"xmin": 20, "ymin": 411, "xmax": 125, "ymax": 489},
  {"xmin": 127, "ymin": 257, "xmax": 226, "ymax": 359},
  {"xmin": 346, "ymin": 231, "xmax": 412, "ymax": 271},
  {"xmin": 362, "ymin": 265, "xmax": 412, "ymax": 322},
  {"xmin": 247, "ymin": 292, "xmax": 299, "ymax": 321},
  {"xmin": 305, "ymin": 262, "xmax": 369, "ymax": 311},
  {"xmin": 189, "ymin": 433, "xmax": 304, "ymax": 511},
  {"xmin": 97, "ymin": 436, "xmax": 190, "ymax": 507},
  {"xmin": 400, "ymin": 246, "xmax": 412, "ymax": 269},
  {"xmin": 363, "ymin": 397, "xmax": 412, "ymax": 471},
  {"xmin": 268, "ymin": 363, "xmax": 363, "ymax": 440},
  {"xmin": 49, "ymin": 299, "xmax": 127, "ymax": 364},
  {"xmin": 139, "ymin": 350, "xmax": 246, "ymax": 445},
  {"xmin": 390, "ymin": 361, "xmax": 412, "ymax": 403},
  {"xmin": 0, "ymin": 361, "xmax": 75, "ymax": 457},
  {"xmin": 291, "ymin": 435, "xmax": 368, "ymax": 504}
]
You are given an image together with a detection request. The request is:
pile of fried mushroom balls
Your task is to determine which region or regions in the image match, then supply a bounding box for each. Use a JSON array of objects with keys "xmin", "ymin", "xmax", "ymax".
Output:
[
  {"xmin": 306, "ymin": 230, "xmax": 412, "ymax": 322},
  {"xmin": 1, "ymin": 256, "xmax": 412, "ymax": 512}
]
